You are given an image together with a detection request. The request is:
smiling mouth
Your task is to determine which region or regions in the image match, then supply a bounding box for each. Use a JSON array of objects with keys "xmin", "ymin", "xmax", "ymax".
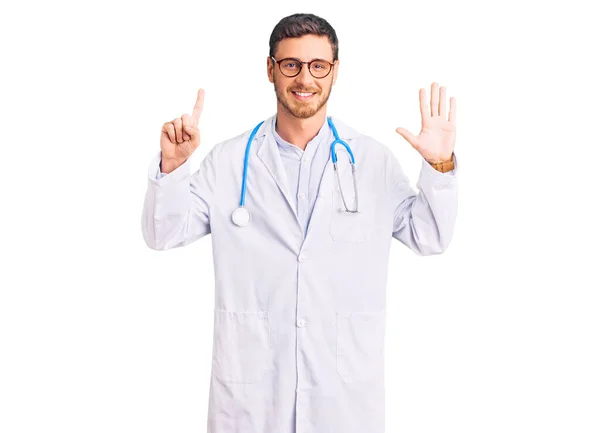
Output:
[{"xmin": 292, "ymin": 91, "xmax": 316, "ymax": 100}]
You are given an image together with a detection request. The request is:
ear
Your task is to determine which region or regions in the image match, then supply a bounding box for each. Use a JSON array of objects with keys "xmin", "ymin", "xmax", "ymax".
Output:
[
  {"xmin": 267, "ymin": 56, "xmax": 274, "ymax": 84},
  {"xmin": 332, "ymin": 59, "xmax": 339, "ymax": 86}
]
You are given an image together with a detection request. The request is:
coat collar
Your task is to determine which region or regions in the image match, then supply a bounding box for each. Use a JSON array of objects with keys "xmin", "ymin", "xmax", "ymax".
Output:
[{"xmin": 253, "ymin": 113, "xmax": 360, "ymax": 141}]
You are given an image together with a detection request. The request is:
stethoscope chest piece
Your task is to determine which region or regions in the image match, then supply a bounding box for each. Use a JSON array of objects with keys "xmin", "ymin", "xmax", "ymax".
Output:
[{"xmin": 232, "ymin": 207, "xmax": 251, "ymax": 227}]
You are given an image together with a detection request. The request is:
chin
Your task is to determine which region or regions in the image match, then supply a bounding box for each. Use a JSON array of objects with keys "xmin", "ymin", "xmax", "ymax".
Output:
[
  {"xmin": 292, "ymin": 108, "xmax": 318, "ymax": 119},
  {"xmin": 275, "ymin": 89, "xmax": 326, "ymax": 119},
  {"xmin": 292, "ymin": 100, "xmax": 321, "ymax": 118}
]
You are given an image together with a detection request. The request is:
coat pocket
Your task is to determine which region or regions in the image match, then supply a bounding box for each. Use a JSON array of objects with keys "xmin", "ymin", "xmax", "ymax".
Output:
[
  {"xmin": 329, "ymin": 205, "xmax": 366, "ymax": 243},
  {"xmin": 336, "ymin": 310, "xmax": 386, "ymax": 384},
  {"xmin": 212, "ymin": 309, "xmax": 270, "ymax": 384},
  {"xmin": 329, "ymin": 171, "xmax": 367, "ymax": 243}
]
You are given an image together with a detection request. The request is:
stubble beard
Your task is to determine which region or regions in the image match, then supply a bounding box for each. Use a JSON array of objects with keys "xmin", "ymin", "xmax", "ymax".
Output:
[{"xmin": 273, "ymin": 75, "xmax": 332, "ymax": 119}]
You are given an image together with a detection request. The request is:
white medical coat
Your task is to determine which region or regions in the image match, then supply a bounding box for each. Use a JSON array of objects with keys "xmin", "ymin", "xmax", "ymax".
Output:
[
  {"xmin": 141, "ymin": 113, "xmax": 459, "ymax": 433},
  {"xmin": 270, "ymin": 115, "xmax": 333, "ymax": 236}
]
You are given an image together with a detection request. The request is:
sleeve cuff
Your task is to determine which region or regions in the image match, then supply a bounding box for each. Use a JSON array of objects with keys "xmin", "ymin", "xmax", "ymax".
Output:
[{"xmin": 147, "ymin": 151, "xmax": 191, "ymax": 187}]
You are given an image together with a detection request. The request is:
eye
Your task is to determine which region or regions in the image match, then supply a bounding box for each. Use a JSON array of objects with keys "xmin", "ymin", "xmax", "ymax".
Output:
[{"xmin": 311, "ymin": 62, "xmax": 328, "ymax": 70}]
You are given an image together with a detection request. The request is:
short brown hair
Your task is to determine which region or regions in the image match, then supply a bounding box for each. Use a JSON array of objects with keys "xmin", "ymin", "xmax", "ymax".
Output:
[{"xmin": 269, "ymin": 13, "xmax": 339, "ymax": 62}]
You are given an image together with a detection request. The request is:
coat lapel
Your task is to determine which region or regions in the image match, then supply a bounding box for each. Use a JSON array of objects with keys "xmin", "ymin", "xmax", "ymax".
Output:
[
  {"xmin": 304, "ymin": 115, "xmax": 360, "ymax": 241},
  {"xmin": 256, "ymin": 117, "xmax": 302, "ymax": 232},
  {"xmin": 254, "ymin": 114, "xmax": 361, "ymax": 241}
]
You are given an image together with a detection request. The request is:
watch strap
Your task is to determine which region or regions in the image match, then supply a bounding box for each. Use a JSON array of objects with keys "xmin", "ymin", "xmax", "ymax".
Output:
[{"xmin": 429, "ymin": 154, "xmax": 455, "ymax": 173}]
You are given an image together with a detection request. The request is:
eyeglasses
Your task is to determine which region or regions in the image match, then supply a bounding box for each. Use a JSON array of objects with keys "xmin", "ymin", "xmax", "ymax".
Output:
[{"xmin": 270, "ymin": 56, "xmax": 335, "ymax": 79}]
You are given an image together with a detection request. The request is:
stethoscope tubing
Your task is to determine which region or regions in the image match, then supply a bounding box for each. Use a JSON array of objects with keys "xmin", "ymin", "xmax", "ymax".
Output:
[
  {"xmin": 233, "ymin": 116, "xmax": 358, "ymax": 227},
  {"xmin": 240, "ymin": 120, "xmax": 265, "ymax": 207}
]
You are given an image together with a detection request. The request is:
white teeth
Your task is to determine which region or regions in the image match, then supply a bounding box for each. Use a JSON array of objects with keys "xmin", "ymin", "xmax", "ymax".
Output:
[{"xmin": 294, "ymin": 92, "xmax": 313, "ymax": 97}]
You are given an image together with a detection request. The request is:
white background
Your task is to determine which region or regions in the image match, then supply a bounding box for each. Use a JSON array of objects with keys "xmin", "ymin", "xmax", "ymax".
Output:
[{"xmin": 1, "ymin": 0, "xmax": 599, "ymax": 432}]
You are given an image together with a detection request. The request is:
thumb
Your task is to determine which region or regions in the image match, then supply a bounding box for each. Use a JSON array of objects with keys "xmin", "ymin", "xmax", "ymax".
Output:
[{"xmin": 395, "ymin": 127, "xmax": 419, "ymax": 150}]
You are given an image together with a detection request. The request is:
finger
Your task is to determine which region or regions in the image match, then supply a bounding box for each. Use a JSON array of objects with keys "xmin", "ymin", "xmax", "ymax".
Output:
[
  {"xmin": 448, "ymin": 97, "xmax": 456, "ymax": 125},
  {"xmin": 162, "ymin": 122, "xmax": 176, "ymax": 143},
  {"xmin": 181, "ymin": 113, "xmax": 191, "ymax": 140},
  {"xmin": 173, "ymin": 118, "xmax": 183, "ymax": 143},
  {"xmin": 439, "ymin": 86, "xmax": 447, "ymax": 119},
  {"xmin": 419, "ymin": 88, "xmax": 429, "ymax": 122},
  {"xmin": 430, "ymin": 82, "xmax": 439, "ymax": 117},
  {"xmin": 184, "ymin": 123, "xmax": 199, "ymax": 140},
  {"xmin": 395, "ymin": 127, "xmax": 419, "ymax": 150},
  {"xmin": 190, "ymin": 88, "xmax": 205, "ymax": 126}
]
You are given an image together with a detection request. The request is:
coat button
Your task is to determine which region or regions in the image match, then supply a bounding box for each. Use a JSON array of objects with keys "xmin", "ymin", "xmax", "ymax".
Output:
[
  {"xmin": 297, "ymin": 319, "xmax": 307, "ymax": 327},
  {"xmin": 298, "ymin": 254, "xmax": 307, "ymax": 262}
]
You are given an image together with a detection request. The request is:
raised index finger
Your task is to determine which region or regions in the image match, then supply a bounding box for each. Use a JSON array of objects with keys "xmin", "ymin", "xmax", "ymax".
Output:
[{"xmin": 190, "ymin": 88, "xmax": 205, "ymax": 126}]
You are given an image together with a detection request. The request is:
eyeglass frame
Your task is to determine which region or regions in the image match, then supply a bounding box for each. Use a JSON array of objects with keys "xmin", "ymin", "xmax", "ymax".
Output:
[{"xmin": 270, "ymin": 56, "xmax": 336, "ymax": 79}]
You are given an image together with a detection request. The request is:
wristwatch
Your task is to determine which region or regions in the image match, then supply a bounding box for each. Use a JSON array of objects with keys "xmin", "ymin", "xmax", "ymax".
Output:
[{"xmin": 429, "ymin": 154, "xmax": 455, "ymax": 173}]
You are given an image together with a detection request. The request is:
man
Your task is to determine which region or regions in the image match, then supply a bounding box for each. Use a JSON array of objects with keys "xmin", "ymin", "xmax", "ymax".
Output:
[{"xmin": 142, "ymin": 12, "xmax": 458, "ymax": 433}]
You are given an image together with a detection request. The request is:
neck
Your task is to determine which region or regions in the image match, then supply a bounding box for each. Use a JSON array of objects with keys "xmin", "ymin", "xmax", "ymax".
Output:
[{"xmin": 275, "ymin": 107, "xmax": 326, "ymax": 151}]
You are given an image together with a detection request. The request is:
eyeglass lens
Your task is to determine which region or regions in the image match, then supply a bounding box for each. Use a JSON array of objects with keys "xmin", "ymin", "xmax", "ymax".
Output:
[{"xmin": 279, "ymin": 58, "xmax": 331, "ymax": 78}]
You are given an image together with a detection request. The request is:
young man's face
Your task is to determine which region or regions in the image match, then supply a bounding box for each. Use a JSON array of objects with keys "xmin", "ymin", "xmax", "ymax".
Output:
[{"xmin": 267, "ymin": 34, "xmax": 339, "ymax": 119}]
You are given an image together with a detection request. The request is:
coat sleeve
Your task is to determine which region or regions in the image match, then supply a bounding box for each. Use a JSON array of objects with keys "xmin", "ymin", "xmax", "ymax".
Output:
[
  {"xmin": 141, "ymin": 147, "xmax": 218, "ymax": 250},
  {"xmin": 385, "ymin": 149, "xmax": 459, "ymax": 255}
]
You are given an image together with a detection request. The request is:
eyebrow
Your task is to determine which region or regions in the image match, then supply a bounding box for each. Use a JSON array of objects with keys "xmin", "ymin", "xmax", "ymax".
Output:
[{"xmin": 284, "ymin": 56, "xmax": 332, "ymax": 63}]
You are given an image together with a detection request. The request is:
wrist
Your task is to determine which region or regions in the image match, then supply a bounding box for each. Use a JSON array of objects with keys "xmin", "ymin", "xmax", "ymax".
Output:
[
  {"xmin": 426, "ymin": 152, "xmax": 453, "ymax": 164},
  {"xmin": 427, "ymin": 153, "xmax": 454, "ymax": 173},
  {"xmin": 160, "ymin": 157, "xmax": 186, "ymax": 174}
]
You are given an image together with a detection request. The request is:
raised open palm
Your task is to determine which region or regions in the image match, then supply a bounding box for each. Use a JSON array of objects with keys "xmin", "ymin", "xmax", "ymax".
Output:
[{"xmin": 395, "ymin": 82, "xmax": 456, "ymax": 163}]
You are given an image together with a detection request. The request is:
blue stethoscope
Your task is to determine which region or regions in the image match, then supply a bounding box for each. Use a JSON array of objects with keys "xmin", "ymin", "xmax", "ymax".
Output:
[{"xmin": 231, "ymin": 116, "xmax": 359, "ymax": 227}]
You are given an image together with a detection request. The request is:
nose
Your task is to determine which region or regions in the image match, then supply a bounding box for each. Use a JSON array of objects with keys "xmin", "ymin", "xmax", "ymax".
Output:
[{"xmin": 294, "ymin": 64, "xmax": 314, "ymax": 87}]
